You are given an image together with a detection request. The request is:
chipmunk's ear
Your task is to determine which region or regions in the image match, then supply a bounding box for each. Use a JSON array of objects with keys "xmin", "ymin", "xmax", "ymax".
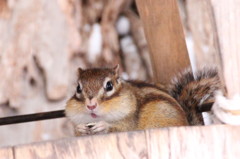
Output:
[
  {"xmin": 113, "ymin": 64, "xmax": 120, "ymax": 76},
  {"xmin": 78, "ymin": 67, "xmax": 83, "ymax": 76}
]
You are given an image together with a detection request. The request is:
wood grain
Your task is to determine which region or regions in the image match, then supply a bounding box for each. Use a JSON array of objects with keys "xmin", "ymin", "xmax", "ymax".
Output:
[
  {"xmin": 169, "ymin": 126, "xmax": 225, "ymax": 159},
  {"xmin": 209, "ymin": 0, "xmax": 240, "ymax": 97},
  {"xmin": 185, "ymin": 0, "xmax": 222, "ymax": 70},
  {"xmin": 0, "ymin": 147, "xmax": 14, "ymax": 159},
  {"xmin": 1, "ymin": 125, "xmax": 239, "ymax": 159},
  {"xmin": 136, "ymin": 0, "xmax": 191, "ymax": 84},
  {"xmin": 145, "ymin": 128, "xmax": 170, "ymax": 159},
  {"xmin": 87, "ymin": 131, "xmax": 147, "ymax": 159},
  {"xmin": 13, "ymin": 131, "xmax": 148, "ymax": 159}
]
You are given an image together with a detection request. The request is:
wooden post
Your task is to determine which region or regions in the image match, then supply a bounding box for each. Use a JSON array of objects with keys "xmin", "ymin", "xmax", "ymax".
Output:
[
  {"xmin": 209, "ymin": 0, "xmax": 240, "ymax": 98},
  {"xmin": 136, "ymin": 0, "xmax": 191, "ymax": 84},
  {"xmin": 185, "ymin": 0, "xmax": 222, "ymax": 70}
]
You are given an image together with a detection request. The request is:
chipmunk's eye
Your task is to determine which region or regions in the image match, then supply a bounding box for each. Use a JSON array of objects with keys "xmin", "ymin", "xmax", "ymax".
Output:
[
  {"xmin": 76, "ymin": 84, "xmax": 82, "ymax": 94},
  {"xmin": 105, "ymin": 81, "xmax": 113, "ymax": 91}
]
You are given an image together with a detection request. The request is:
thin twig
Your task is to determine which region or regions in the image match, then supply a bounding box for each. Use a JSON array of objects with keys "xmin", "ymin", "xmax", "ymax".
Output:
[
  {"xmin": 0, "ymin": 102, "xmax": 213, "ymax": 126},
  {"xmin": 0, "ymin": 110, "xmax": 65, "ymax": 126}
]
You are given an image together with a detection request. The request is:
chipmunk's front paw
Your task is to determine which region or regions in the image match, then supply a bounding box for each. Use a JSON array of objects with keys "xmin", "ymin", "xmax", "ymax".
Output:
[
  {"xmin": 89, "ymin": 121, "xmax": 110, "ymax": 134},
  {"xmin": 75, "ymin": 123, "xmax": 89, "ymax": 136}
]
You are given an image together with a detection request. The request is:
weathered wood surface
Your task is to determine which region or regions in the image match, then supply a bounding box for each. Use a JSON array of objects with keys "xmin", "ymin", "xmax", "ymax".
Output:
[
  {"xmin": 0, "ymin": 147, "xmax": 13, "ymax": 159},
  {"xmin": 185, "ymin": 0, "xmax": 222, "ymax": 70},
  {"xmin": 1, "ymin": 125, "xmax": 240, "ymax": 159},
  {"xmin": 209, "ymin": 0, "xmax": 240, "ymax": 98},
  {"xmin": 136, "ymin": 0, "xmax": 191, "ymax": 84}
]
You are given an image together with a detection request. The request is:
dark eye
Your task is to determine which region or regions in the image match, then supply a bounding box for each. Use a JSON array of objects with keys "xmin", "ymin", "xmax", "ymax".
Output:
[
  {"xmin": 76, "ymin": 85, "xmax": 82, "ymax": 94},
  {"xmin": 105, "ymin": 81, "xmax": 113, "ymax": 91}
]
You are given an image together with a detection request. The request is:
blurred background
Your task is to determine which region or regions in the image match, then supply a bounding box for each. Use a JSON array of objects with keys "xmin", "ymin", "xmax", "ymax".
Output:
[{"xmin": 0, "ymin": 0, "xmax": 218, "ymax": 147}]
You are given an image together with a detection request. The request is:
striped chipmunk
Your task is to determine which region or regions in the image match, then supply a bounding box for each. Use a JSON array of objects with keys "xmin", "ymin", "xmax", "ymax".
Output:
[{"xmin": 65, "ymin": 65, "xmax": 222, "ymax": 136}]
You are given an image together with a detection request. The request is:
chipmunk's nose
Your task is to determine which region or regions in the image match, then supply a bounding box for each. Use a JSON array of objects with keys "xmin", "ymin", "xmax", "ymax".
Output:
[
  {"xmin": 86, "ymin": 97, "xmax": 98, "ymax": 110},
  {"xmin": 87, "ymin": 105, "xmax": 97, "ymax": 110}
]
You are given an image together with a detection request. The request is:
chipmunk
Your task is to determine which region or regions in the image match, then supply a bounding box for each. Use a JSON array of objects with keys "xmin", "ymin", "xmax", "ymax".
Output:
[{"xmin": 65, "ymin": 65, "xmax": 221, "ymax": 136}]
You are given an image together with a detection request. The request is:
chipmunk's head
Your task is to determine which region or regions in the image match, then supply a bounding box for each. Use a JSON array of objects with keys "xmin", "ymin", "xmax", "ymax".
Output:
[
  {"xmin": 75, "ymin": 64, "xmax": 121, "ymax": 107},
  {"xmin": 66, "ymin": 64, "xmax": 134, "ymax": 124}
]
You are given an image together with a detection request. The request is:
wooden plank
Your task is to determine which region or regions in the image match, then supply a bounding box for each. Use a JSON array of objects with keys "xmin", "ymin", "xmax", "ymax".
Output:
[
  {"xmin": 87, "ymin": 131, "xmax": 147, "ymax": 159},
  {"xmin": 14, "ymin": 131, "xmax": 147, "ymax": 159},
  {"xmin": 0, "ymin": 147, "xmax": 14, "ymax": 159},
  {"xmin": 136, "ymin": 0, "xmax": 191, "ymax": 84},
  {"xmin": 14, "ymin": 142, "xmax": 57, "ymax": 159},
  {"xmin": 169, "ymin": 126, "xmax": 226, "ymax": 159},
  {"xmin": 185, "ymin": 0, "xmax": 222, "ymax": 69},
  {"xmin": 145, "ymin": 128, "xmax": 170, "ymax": 159},
  {"xmin": 147, "ymin": 125, "xmax": 240, "ymax": 159},
  {"xmin": 9, "ymin": 125, "xmax": 240, "ymax": 159},
  {"xmin": 209, "ymin": 0, "xmax": 240, "ymax": 98}
]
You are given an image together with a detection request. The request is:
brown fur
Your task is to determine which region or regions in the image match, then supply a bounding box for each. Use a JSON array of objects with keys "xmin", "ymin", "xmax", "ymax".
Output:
[
  {"xmin": 65, "ymin": 66, "xmax": 190, "ymax": 136},
  {"xmin": 168, "ymin": 68, "xmax": 222, "ymax": 125}
]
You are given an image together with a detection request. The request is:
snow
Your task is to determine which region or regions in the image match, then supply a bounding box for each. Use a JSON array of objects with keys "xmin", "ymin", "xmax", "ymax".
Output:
[
  {"xmin": 116, "ymin": 16, "xmax": 130, "ymax": 36},
  {"xmin": 120, "ymin": 36, "xmax": 137, "ymax": 54},
  {"xmin": 120, "ymin": 36, "xmax": 141, "ymax": 79},
  {"xmin": 87, "ymin": 23, "xmax": 102, "ymax": 63},
  {"xmin": 121, "ymin": 72, "xmax": 129, "ymax": 80},
  {"xmin": 185, "ymin": 34, "xmax": 197, "ymax": 74}
]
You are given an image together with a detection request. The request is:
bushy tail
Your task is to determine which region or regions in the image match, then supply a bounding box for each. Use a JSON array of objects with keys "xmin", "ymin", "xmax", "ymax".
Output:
[{"xmin": 168, "ymin": 68, "xmax": 222, "ymax": 125}]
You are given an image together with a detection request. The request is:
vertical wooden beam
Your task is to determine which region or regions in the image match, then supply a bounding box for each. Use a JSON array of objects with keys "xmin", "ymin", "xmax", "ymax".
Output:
[
  {"xmin": 210, "ymin": 0, "xmax": 240, "ymax": 98},
  {"xmin": 185, "ymin": 0, "xmax": 222, "ymax": 70},
  {"xmin": 136, "ymin": 0, "xmax": 191, "ymax": 84}
]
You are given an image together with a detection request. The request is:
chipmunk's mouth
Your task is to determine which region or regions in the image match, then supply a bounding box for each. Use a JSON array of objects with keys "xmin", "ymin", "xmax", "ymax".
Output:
[{"xmin": 90, "ymin": 113, "xmax": 98, "ymax": 118}]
